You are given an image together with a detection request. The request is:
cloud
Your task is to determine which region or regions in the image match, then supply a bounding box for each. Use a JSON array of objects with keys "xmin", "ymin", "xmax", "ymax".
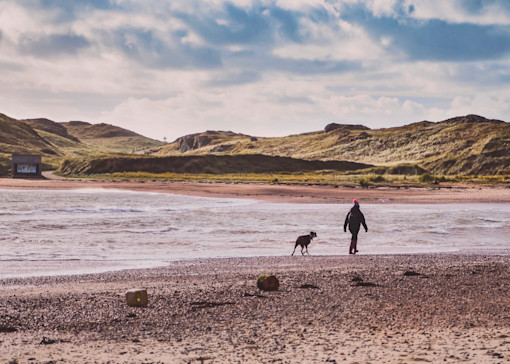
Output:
[
  {"xmin": 401, "ymin": 0, "xmax": 510, "ymax": 25},
  {"xmin": 109, "ymin": 28, "xmax": 223, "ymax": 69},
  {"xmin": 175, "ymin": 4, "xmax": 274, "ymax": 45},
  {"xmin": 205, "ymin": 70, "xmax": 261, "ymax": 87},
  {"xmin": 37, "ymin": 0, "xmax": 118, "ymax": 21},
  {"xmin": 454, "ymin": 0, "xmax": 510, "ymax": 16},
  {"xmin": 18, "ymin": 33, "xmax": 90, "ymax": 57},
  {"xmin": 1, "ymin": 0, "xmax": 510, "ymax": 142},
  {"xmin": 343, "ymin": 3, "xmax": 510, "ymax": 61}
]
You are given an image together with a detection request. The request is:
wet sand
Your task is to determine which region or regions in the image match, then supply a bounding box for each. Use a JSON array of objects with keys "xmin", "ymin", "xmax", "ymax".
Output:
[
  {"xmin": 0, "ymin": 174, "xmax": 509, "ymax": 204},
  {"xmin": 1, "ymin": 254, "xmax": 509, "ymax": 363}
]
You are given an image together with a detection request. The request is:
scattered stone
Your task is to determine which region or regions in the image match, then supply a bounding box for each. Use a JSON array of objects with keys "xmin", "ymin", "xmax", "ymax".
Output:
[
  {"xmin": 404, "ymin": 270, "xmax": 421, "ymax": 276},
  {"xmin": 126, "ymin": 289, "xmax": 148, "ymax": 307},
  {"xmin": 300, "ymin": 284, "xmax": 319, "ymax": 289},
  {"xmin": 352, "ymin": 281, "xmax": 378, "ymax": 287},
  {"xmin": 257, "ymin": 275, "xmax": 280, "ymax": 291},
  {"xmin": 243, "ymin": 292, "xmax": 267, "ymax": 298},
  {"xmin": 190, "ymin": 301, "xmax": 235, "ymax": 309},
  {"xmin": 351, "ymin": 275, "xmax": 363, "ymax": 282},
  {"xmin": 40, "ymin": 337, "xmax": 56, "ymax": 345},
  {"xmin": 0, "ymin": 326, "xmax": 17, "ymax": 333}
]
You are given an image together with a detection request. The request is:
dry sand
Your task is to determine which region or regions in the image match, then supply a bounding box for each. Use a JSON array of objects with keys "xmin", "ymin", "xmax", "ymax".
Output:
[
  {"xmin": 1, "ymin": 254, "xmax": 509, "ymax": 363},
  {"xmin": 0, "ymin": 173, "xmax": 509, "ymax": 204}
]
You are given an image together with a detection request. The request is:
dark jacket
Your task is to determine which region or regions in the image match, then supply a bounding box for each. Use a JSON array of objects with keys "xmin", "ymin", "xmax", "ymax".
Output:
[{"xmin": 344, "ymin": 205, "xmax": 368, "ymax": 232}]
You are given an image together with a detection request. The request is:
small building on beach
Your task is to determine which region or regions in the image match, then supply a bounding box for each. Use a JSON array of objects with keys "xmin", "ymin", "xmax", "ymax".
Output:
[{"xmin": 11, "ymin": 154, "xmax": 42, "ymax": 178}]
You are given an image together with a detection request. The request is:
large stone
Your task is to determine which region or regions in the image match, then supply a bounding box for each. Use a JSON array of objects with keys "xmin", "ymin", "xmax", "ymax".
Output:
[
  {"xmin": 257, "ymin": 275, "xmax": 279, "ymax": 291},
  {"xmin": 126, "ymin": 289, "xmax": 148, "ymax": 307}
]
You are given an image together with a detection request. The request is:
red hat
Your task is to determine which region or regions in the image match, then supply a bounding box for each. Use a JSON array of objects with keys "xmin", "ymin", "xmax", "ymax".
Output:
[{"xmin": 353, "ymin": 199, "xmax": 358, "ymax": 203}]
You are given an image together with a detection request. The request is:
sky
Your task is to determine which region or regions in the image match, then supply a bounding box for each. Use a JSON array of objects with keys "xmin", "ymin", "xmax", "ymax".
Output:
[{"xmin": 1, "ymin": 0, "xmax": 510, "ymax": 141}]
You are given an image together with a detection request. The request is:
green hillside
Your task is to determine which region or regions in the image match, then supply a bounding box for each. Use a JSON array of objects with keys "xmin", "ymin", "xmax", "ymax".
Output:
[
  {"xmin": 155, "ymin": 115, "xmax": 510, "ymax": 175},
  {"xmin": 0, "ymin": 114, "xmax": 61, "ymax": 174},
  {"xmin": 1, "ymin": 112, "xmax": 509, "ymax": 178},
  {"xmin": 57, "ymin": 154, "xmax": 371, "ymax": 175},
  {"xmin": 0, "ymin": 113, "xmax": 165, "ymax": 175},
  {"xmin": 61, "ymin": 121, "xmax": 164, "ymax": 154}
]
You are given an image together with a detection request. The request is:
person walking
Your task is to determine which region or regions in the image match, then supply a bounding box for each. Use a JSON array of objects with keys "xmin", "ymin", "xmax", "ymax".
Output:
[{"xmin": 344, "ymin": 199, "xmax": 368, "ymax": 254}]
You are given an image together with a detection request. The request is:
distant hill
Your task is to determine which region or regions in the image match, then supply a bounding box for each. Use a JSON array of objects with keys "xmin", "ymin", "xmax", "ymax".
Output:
[
  {"xmin": 1, "ymin": 112, "xmax": 509, "ymax": 177},
  {"xmin": 155, "ymin": 115, "xmax": 510, "ymax": 175},
  {"xmin": 0, "ymin": 113, "xmax": 60, "ymax": 174},
  {"xmin": 21, "ymin": 118, "xmax": 79, "ymax": 142},
  {"xmin": 0, "ymin": 113, "xmax": 165, "ymax": 175},
  {"xmin": 60, "ymin": 121, "xmax": 164, "ymax": 154}
]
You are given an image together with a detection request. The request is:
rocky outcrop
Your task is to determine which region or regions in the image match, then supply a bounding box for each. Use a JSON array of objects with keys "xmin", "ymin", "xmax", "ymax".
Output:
[
  {"xmin": 178, "ymin": 135, "xmax": 211, "ymax": 152},
  {"xmin": 442, "ymin": 114, "xmax": 505, "ymax": 124},
  {"xmin": 210, "ymin": 144, "xmax": 234, "ymax": 153},
  {"xmin": 325, "ymin": 123, "xmax": 371, "ymax": 133}
]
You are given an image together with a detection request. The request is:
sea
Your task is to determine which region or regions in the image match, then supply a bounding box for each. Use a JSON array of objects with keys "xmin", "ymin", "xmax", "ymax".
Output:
[{"xmin": 1, "ymin": 188, "xmax": 509, "ymax": 279}]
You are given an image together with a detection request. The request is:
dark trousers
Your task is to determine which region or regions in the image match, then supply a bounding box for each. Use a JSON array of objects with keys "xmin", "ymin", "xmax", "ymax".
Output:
[{"xmin": 349, "ymin": 228, "xmax": 359, "ymax": 254}]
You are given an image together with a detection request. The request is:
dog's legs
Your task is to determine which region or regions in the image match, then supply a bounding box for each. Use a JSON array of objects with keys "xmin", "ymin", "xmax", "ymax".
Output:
[{"xmin": 305, "ymin": 245, "xmax": 310, "ymax": 255}]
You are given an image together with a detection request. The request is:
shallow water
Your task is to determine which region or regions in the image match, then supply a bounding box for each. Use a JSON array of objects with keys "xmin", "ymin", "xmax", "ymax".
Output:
[{"xmin": 1, "ymin": 188, "xmax": 509, "ymax": 278}]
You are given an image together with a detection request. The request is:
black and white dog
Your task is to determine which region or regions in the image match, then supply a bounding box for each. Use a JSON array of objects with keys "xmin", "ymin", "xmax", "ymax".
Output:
[{"xmin": 291, "ymin": 231, "xmax": 317, "ymax": 256}]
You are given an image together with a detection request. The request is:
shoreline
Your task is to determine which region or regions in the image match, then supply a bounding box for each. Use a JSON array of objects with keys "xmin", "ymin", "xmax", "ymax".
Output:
[
  {"xmin": 3, "ymin": 249, "xmax": 510, "ymax": 281},
  {"xmin": 1, "ymin": 174, "xmax": 509, "ymax": 203},
  {"xmin": 2, "ymin": 253, "xmax": 509, "ymax": 363}
]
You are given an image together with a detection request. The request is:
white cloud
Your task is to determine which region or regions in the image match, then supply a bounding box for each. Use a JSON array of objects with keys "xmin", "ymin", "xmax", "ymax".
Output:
[
  {"xmin": 1, "ymin": 0, "xmax": 510, "ymax": 142},
  {"xmin": 403, "ymin": 0, "xmax": 510, "ymax": 25},
  {"xmin": 272, "ymin": 18, "xmax": 385, "ymax": 61}
]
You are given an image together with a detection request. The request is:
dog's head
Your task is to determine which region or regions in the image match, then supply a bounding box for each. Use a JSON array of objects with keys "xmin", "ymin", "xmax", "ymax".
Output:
[{"xmin": 310, "ymin": 231, "xmax": 317, "ymax": 239}]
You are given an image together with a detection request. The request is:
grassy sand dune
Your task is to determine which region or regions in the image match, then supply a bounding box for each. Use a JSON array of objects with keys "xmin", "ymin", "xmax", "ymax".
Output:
[{"xmin": 157, "ymin": 115, "xmax": 510, "ymax": 176}]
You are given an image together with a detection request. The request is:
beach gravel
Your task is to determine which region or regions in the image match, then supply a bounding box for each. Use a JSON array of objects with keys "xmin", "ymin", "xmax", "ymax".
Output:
[{"xmin": 1, "ymin": 254, "xmax": 509, "ymax": 363}]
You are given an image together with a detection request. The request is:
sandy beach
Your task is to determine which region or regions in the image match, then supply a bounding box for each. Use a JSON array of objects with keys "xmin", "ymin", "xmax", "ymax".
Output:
[
  {"xmin": 1, "ymin": 254, "xmax": 509, "ymax": 363},
  {"xmin": 0, "ymin": 174, "xmax": 509, "ymax": 204},
  {"xmin": 1, "ymin": 177, "xmax": 509, "ymax": 362}
]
